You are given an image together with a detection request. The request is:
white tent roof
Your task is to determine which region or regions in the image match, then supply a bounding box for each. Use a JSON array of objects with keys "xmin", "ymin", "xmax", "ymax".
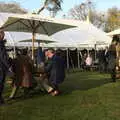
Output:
[
  {"xmin": 4, "ymin": 32, "xmax": 57, "ymax": 46},
  {"xmin": 49, "ymin": 22, "xmax": 112, "ymax": 49},
  {"xmin": 25, "ymin": 22, "xmax": 112, "ymax": 50},
  {"xmin": 0, "ymin": 13, "xmax": 112, "ymax": 49}
]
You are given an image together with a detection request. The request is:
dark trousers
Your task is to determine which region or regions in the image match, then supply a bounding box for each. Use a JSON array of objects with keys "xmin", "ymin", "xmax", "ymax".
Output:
[
  {"xmin": 0, "ymin": 68, "xmax": 6, "ymax": 101},
  {"xmin": 111, "ymin": 68, "xmax": 116, "ymax": 82},
  {"xmin": 99, "ymin": 62, "xmax": 105, "ymax": 73}
]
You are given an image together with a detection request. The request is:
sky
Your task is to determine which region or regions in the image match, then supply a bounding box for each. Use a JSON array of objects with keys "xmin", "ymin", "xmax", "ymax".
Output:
[{"xmin": 1, "ymin": 0, "xmax": 120, "ymax": 18}]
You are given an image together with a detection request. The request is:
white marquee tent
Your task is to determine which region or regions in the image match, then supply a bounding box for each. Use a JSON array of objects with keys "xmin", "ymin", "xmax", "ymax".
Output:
[
  {"xmin": 0, "ymin": 12, "xmax": 112, "ymax": 50},
  {"xmin": 46, "ymin": 22, "xmax": 112, "ymax": 50},
  {"xmin": 4, "ymin": 32, "xmax": 56, "ymax": 47}
]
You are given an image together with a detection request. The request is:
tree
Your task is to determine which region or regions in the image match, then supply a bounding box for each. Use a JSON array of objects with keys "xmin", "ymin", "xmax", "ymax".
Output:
[
  {"xmin": 0, "ymin": 1, "xmax": 27, "ymax": 13},
  {"xmin": 68, "ymin": 0, "xmax": 105, "ymax": 28},
  {"xmin": 37, "ymin": 0, "xmax": 63, "ymax": 17},
  {"xmin": 105, "ymin": 7, "xmax": 120, "ymax": 32}
]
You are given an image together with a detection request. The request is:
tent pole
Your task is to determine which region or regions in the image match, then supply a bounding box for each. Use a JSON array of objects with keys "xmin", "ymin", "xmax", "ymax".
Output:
[
  {"xmin": 88, "ymin": 49, "xmax": 89, "ymax": 55},
  {"xmin": 32, "ymin": 32, "xmax": 35, "ymax": 60},
  {"xmin": 13, "ymin": 45, "xmax": 16, "ymax": 58},
  {"xmin": 67, "ymin": 48, "xmax": 69, "ymax": 69},
  {"xmin": 94, "ymin": 44, "xmax": 97, "ymax": 60},
  {"xmin": 77, "ymin": 49, "xmax": 80, "ymax": 69},
  {"xmin": 70, "ymin": 51, "xmax": 75, "ymax": 70}
]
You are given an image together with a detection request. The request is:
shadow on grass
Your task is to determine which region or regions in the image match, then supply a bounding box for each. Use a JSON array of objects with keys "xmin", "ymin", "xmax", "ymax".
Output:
[
  {"xmin": 61, "ymin": 72, "xmax": 112, "ymax": 95},
  {"xmin": 5, "ymin": 89, "xmax": 47, "ymax": 105},
  {"xmin": 4, "ymin": 72, "xmax": 112, "ymax": 103}
]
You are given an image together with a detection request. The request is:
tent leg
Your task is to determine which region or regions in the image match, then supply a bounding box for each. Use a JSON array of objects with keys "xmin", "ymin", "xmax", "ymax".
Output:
[
  {"xmin": 69, "ymin": 50, "xmax": 75, "ymax": 71},
  {"xmin": 67, "ymin": 48, "xmax": 69, "ymax": 70},
  {"xmin": 94, "ymin": 44, "xmax": 97, "ymax": 60},
  {"xmin": 77, "ymin": 49, "xmax": 80, "ymax": 69},
  {"xmin": 32, "ymin": 32, "xmax": 35, "ymax": 60}
]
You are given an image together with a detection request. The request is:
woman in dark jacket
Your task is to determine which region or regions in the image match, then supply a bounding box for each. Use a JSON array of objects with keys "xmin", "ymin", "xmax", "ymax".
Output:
[{"xmin": 9, "ymin": 49, "xmax": 33, "ymax": 99}]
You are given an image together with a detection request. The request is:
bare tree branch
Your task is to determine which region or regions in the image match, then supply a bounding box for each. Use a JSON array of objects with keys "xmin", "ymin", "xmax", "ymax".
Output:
[
  {"xmin": 37, "ymin": 0, "xmax": 62, "ymax": 17},
  {"xmin": 68, "ymin": 1, "xmax": 105, "ymax": 28}
]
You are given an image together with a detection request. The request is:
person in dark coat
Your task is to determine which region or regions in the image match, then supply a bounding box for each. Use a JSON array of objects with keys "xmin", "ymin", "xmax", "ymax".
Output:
[
  {"xmin": 0, "ymin": 30, "xmax": 10, "ymax": 105},
  {"xmin": 107, "ymin": 35, "xmax": 119, "ymax": 82},
  {"xmin": 98, "ymin": 49, "xmax": 106, "ymax": 73},
  {"xmin": 44, "ymin": 48, "xmax": 65, "ymax": 96},
  {"xmin": 9, "ymin": 49, "xmax": 33, "ymax": 99}
]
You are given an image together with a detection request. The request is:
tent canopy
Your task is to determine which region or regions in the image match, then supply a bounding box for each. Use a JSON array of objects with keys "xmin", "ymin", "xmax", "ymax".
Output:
[
  {"xmin": 0, "ymin": 12, "xmax": 84, "ymax": 59},
  {"xmin": 0, "ymin": 13, "xmax": 112, "ymax": 50},
  {"xmin": 6, "ymin": 22, "xmax": 111, "ymax": 50},
  {"xmin": 0, "ymin": 12, "xmax": 83, "ymax": 35},
  {"xmin": 48, "ymin": 22, "xmax": 112, "ymax": 49},
  {"xmin": 5, "ymin": 32, "xmax": 56, "ymax": 46}
]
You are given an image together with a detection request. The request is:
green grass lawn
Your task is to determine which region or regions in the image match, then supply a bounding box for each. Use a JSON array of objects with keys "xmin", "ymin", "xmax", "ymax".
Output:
[{"xmin": 1, "ymin": 71, "xmax": 120, "ymax": 120}]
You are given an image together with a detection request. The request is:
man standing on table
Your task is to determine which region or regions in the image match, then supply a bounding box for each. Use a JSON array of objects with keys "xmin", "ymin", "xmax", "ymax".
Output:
[
  {"xmin": 44, "ymin": 48, "xmax": 65, "ymax": 96},
  {"xmin": 0, "ymin": 30, "xmax": 10, "ymax": 105}
]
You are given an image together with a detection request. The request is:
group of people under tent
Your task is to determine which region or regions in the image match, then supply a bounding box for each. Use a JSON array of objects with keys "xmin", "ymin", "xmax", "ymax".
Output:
[
  {"xmin": 79, "ymin": 38, "xmax": 119, "ymax": 75},
  {"xmin": 0, "ymin": 30, "xmax": 65, "ymax": 105}
]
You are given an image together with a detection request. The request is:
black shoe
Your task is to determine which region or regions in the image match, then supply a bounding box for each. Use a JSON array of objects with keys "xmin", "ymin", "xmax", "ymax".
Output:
[
  {"xmin": 7, "ymin": 97, "xmax": 15, "ymax": 101},
  {"xmin": 0, "ymin": 98, "xmax": 5, "ymax": 105}
]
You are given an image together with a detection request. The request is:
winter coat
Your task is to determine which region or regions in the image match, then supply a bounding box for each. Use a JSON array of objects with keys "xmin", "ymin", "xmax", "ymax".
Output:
[
  {"xmin": 12, "ymin": 55, "xmax": 33, "ymax": 88},
  {"xmin": 107, "ymin": 44, "xmax": 116, "ymax": 71},
  {"xmin": 45, "ymin": 55, "xmax": 65, "ymax": 85},
  {"xmin": 0, "ymin": 40, "xmax": 10, "ymax": 72}
]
